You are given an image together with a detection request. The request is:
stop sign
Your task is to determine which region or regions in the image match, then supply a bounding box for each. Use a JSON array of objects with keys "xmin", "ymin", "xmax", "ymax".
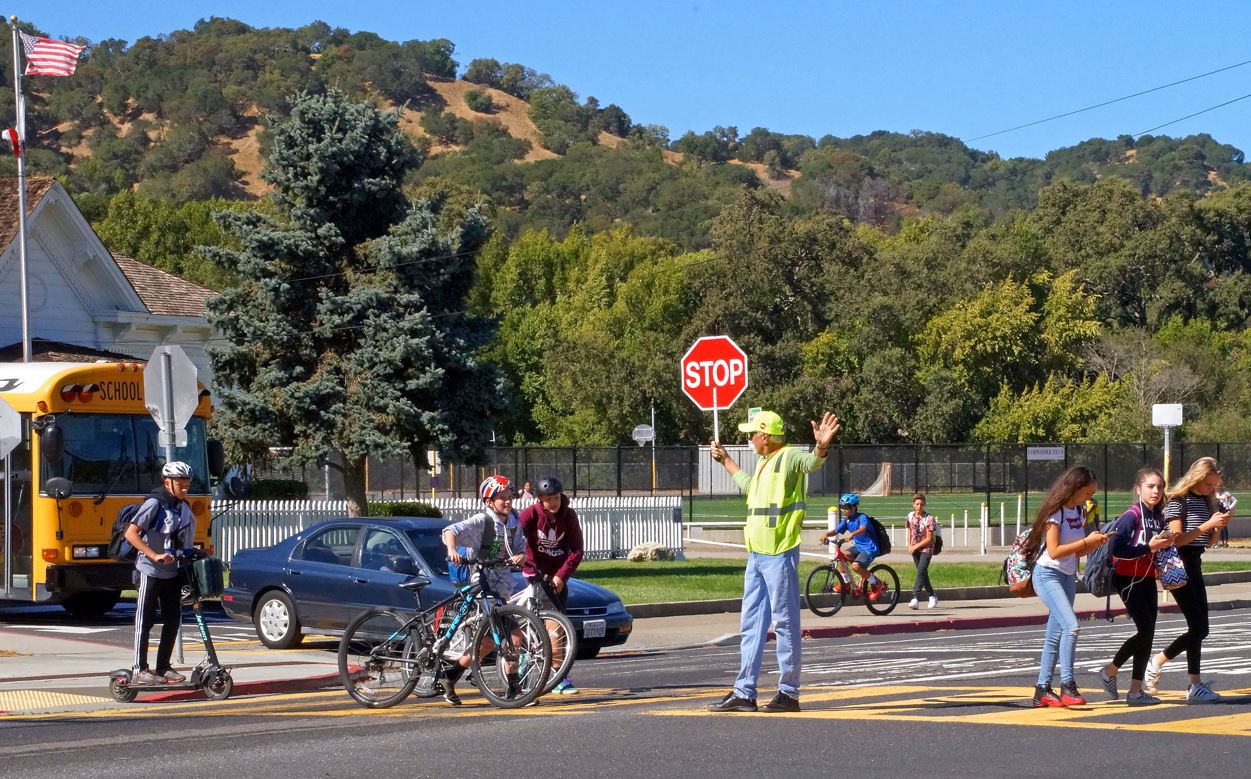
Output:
[{"xmin": 681, "ymin": 336, "xmax": 749, "ymax": 411}]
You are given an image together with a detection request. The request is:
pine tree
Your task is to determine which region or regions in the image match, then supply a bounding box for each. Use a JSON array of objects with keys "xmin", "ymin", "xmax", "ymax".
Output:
[{"xmin": 204, "ymin": 89, "xmax": 504, "ymax": 513}]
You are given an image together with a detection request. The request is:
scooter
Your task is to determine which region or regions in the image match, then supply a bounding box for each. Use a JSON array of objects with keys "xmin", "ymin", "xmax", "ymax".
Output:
[{"xmin": 109, "ymin": 553, "xmax": 234, "ymax": 702}]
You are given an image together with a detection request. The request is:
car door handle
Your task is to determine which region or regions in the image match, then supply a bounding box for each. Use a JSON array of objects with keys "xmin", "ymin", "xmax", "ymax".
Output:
[
  {"xmin": 351, "ymin": 577, "xmax": 368, "ymax": 584},
  {"xmin": 288, "ymin": 569, "xmax": 302, "ymax": 576}
]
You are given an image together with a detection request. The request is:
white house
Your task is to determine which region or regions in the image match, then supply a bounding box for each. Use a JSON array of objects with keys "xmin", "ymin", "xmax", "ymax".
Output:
[{"xmin": 0, "ymin": 178, "xmax": 217, "ymax": 384}]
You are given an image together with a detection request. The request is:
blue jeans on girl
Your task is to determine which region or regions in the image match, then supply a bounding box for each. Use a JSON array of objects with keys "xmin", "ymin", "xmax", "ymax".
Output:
[{"xmin": 1033, "ymin": 562, "xmax": 1079, "ymax": 687}]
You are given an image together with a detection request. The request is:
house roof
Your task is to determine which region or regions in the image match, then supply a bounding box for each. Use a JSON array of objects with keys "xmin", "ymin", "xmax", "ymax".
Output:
[
  {"xmin": 111, "ymin": 252, "xmax": 216, "ymax": 317},
  {"xmin": 0, "ymin": 177, "xmax": 55, "ymax": 254},
  {"xmin": 0, "ymin": 176, "xmax": 216, "ymax": 318},
  {"xmin": 0, "ymin": 338, "xmax": 136, "ymax": 363}
]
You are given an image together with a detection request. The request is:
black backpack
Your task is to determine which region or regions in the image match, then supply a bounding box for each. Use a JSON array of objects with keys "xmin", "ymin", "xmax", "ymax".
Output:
[
  {"xmin": 867, "ymin": 515, "xmax": 891, "ymax": 555},
  {"xmin": 107, "ymin": 501, "xmax": 153, "ymax": 563}
]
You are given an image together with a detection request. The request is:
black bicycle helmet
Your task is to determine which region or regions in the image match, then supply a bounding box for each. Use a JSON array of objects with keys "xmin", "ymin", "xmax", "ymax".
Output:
[{"xmin": 534, "ymin": 474, "xmax": 564, "ymax": 497}]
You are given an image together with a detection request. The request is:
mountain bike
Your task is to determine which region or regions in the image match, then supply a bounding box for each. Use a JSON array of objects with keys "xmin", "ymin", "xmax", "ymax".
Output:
[
  {"xmin": 509, "ymin": 572, "xmax": 578, "ymax": 695},
  {"xmin": 805, "ymin": 539, "xmax": 901, "ymax": 617},
  {"xmin": 338, "ymin": 559, "xmax": 552, "ymax": 709}
]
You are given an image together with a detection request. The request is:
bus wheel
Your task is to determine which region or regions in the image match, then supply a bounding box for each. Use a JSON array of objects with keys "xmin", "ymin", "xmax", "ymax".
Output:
[{"xmin": 62, "ymin": 590, "xmax": 121, "ymax": 618}]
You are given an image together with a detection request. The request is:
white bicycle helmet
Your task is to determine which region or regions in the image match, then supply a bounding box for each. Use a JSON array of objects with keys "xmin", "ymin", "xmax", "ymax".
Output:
[{"xmin": 162, "ymin": 461, "xmax": 194, "ymax": 479}]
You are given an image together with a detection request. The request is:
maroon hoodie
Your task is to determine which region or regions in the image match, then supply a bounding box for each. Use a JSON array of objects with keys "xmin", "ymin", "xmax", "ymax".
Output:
[{"xmin": 519, "ymin": 493, "xmax": 584, "ymax": 582}]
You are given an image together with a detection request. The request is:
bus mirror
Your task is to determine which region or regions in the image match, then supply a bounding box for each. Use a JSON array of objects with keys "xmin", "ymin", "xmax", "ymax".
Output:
[
  {"xmin": 224, "ymin": 476, "xmax": 246, "ymax": 500},
  {"xmin": 45, "ymin": 477, "xmax": 73, "ymax": 500},
  {"xmin": 207, "ymin": 439, "xmax": 226, "ymax": 478},
  {"xmin": 39, "ymin": 422, "xmax": 64, "ymax": 464}
]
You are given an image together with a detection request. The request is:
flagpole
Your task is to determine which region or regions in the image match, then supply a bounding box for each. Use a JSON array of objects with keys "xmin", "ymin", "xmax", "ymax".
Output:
[{"xmin": 9, "ymin": 17, "xmax": 30, "ymax": 362}]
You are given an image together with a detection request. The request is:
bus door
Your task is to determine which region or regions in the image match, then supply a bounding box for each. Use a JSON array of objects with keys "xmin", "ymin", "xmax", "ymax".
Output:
[{"xmin": 1, "ymin": 417, "xmax": 33, "ymax": 599}]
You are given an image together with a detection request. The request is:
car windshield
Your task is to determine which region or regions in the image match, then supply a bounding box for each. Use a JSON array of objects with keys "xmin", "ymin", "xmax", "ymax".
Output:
[
  {"xmin": 405, "ymin": 526, "xmax": 450, "ymax": 576},
  {"xmin": 41, "ymin": 414, "xmax": 209, "ymax": 496}
]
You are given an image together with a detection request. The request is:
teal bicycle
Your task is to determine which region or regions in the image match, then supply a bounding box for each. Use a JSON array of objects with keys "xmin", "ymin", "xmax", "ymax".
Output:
[{"xmin": 338, "ymin": 559, "xmax": 552, "ymax": 709}]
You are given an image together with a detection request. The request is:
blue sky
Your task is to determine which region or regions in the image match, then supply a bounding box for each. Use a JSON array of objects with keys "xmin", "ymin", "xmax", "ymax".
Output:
[{"xmin": 19, "ymin": 2, "xmax": 1251, "ymax": 160}]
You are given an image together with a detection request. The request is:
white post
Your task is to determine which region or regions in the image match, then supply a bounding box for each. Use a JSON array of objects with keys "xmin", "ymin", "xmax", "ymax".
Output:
[
  {"xmin": 827, "ymin": 506, "xmax": 839, "ymax": 560},
  {"xmin": 1000, "ymin": 501, "xmax": 1006, "ymax": 545},
  {"xmin": 950, "ymin": 513, "xmax": 956, "ymax": 548},
  {"xmin": 1016, "ymin": 494, "xmax": 1023, "ymax": 537},
  {"xmin": 979, "ymin": 504, "xmax": 986, "ymax": 555},
  {"xmin": 963, "ymin": 508, "xmax": 968, "ymax": 547}
]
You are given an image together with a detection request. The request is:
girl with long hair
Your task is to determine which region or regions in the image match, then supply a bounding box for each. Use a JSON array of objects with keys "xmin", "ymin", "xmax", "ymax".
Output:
[
  {"xmin": 1029, "ymin": 466, "xmax": 1114, "ymax": 708},
  {"xmin": 1097, "ymin": 467, "xmax": 1175, "ymax": 706},
  {"xmin": 1143, "ymin": 457, "xmax": 1232, "ymax": 703}
]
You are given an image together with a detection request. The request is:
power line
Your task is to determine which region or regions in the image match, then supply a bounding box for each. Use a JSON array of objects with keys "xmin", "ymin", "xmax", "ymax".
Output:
[
  {"xmin": 964, "ymin": 58, "xmax": 1251, "ymax": 143},
  {"xmin": 1134, "ymin": 91, "xmax": 1251, "ymax": 137}
]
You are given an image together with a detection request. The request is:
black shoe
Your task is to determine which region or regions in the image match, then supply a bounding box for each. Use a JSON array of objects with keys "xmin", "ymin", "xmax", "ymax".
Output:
[
  {"xmin": 506, "ymin": 674, "xmax": 522, "ymax": 700},
  {"xmin": 762, "ymin": 691, "xmax": 800, "ymax": 713},
  {"xmin": 707, "ymin": 691, "xmax": 757, "ymax": 712},
  {"xmin": 442, "ymin": 685, "xmax": 461, "ymax": 706}
]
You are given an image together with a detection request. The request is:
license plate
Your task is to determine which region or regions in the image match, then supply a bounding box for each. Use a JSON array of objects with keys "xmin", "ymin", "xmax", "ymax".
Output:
[{"xmin": 582, "ymin": 619, "xmax": 606, "ymax": 639}]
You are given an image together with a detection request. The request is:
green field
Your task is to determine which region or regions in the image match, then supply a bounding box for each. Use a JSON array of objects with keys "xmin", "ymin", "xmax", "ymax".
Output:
[
  {"xmin": 684, "ymin": 490, "xmax": 1250, "ymax": 530},
  {"xmin": 578, "ymin": 557, "xmax": 1251, "ymax": 605}
]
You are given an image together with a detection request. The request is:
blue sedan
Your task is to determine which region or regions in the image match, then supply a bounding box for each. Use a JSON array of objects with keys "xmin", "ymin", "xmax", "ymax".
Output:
[{"xmin": 221, "ymin": 517, "xmax": 633, "ymax": 658}]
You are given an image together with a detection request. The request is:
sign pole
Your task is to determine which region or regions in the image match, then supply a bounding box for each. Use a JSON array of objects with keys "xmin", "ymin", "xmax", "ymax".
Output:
[
  {"xmin": 160, "ymin": 352, "xmax": 177, "ymax": 462},
  {"xmin": 712, "ymin": 387, "xmax": 719, "ymax": 443},
  {"xmin": 1163, "ymin": 425, "xmax": 1172, "ymax": 487},
  {"xmin": 650, "ymin": 400, "xmax": 657, "ymax": 493}
]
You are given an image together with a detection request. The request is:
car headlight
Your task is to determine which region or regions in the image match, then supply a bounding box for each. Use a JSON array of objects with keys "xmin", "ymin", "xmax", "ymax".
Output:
[{"xmin": 606, "ymin": 599, "xmax": 626, "ymax": 614}]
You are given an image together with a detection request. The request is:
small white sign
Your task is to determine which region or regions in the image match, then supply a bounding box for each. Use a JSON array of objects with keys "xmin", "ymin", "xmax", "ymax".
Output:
[
  {"xmin": 1027, "ymin": 446, "xmax": 1065, "ymax": 461},
  {"xmin": 1152, "ymin": 403, "xmax": 1183, "ymax": 428}
]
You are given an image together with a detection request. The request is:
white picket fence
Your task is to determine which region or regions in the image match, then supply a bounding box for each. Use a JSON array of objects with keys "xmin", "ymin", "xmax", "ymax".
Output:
[{"xmin": 209, "ymin": 496, "xmax": 684, "ymax": 564}]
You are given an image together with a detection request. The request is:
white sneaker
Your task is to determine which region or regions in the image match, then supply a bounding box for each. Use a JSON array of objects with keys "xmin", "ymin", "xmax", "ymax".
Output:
[
  {"xmin": 1186, "ymin": 681, "xmax": 1221, "ymax": 704},
  {"xmin": 1143, "ymin": 658, "xmax": 1162, "ymax": 694},
  {"xmin": 927, "ymin": 596, "xmax": 938, "ymax": 609},
  {"xmin": 908, "ymin": 598, "xmax": 919, "ymax": 610}
]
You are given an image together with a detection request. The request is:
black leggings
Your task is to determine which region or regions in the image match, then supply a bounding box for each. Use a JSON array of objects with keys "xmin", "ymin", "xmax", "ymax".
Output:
[
  {"xmin": 1161, "ymin": 547, "xmax": 1209, "ymax": 676},
  {"xmin": 1110, "ymin": 572, "xmax": 1157, "ymax": 680}
]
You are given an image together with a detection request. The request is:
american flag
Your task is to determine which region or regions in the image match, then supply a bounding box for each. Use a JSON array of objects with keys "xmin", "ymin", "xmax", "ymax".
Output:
[{"xmin": 20, "ymin": 31, "xmax": 85, "ymax": 77}]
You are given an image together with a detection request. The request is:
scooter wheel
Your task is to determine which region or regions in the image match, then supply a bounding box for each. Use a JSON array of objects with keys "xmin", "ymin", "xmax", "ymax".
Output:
[
  {"xmin": 110, "ymin": 677, "xmax": 138, "ymax": 703},
  {"xmin": 204, "ymin": 671, "xmax": 233, "ymax": 701}
]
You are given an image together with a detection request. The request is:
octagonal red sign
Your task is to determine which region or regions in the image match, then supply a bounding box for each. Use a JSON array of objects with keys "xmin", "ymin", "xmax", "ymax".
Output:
[{"xmin": 681, "ymin": 336, "xmax": 749, "ymax": 411}]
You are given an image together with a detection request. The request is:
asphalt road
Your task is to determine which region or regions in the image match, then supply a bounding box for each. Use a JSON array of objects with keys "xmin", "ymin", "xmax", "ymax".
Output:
[{"xmin": 4, "ymin": 610, "xmax": 1251, "ymax": 777}]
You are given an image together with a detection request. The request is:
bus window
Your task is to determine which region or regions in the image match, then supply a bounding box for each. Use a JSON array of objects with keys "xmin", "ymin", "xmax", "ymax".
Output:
[
  {"xmin": 2, "ymin": 415, "xmax": 33, "ymax": 594},
  {"xmin": 40, "ymin": 414, "xmax": 209, "ymax": 497}
]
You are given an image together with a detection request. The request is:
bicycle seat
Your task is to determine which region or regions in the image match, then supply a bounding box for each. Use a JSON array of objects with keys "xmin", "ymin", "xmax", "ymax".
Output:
[{"xmin": 399, "ymin": 576, "xmax": 433, "ymax": 591}]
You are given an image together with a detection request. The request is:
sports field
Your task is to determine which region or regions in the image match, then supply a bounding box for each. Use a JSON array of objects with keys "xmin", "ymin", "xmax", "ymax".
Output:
[{"xmin": 683, "ymin": 490, "xmax": 1249, "ymax": 530}]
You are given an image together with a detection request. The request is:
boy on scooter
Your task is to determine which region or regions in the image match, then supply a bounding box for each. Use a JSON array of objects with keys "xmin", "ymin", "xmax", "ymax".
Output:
[{"xmin": 124, "ymin": 461, "xmax": 197, "ymax": 685}]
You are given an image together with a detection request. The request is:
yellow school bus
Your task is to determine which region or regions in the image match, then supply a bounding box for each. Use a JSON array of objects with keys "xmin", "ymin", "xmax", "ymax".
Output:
[{"xmin": 0, "ymin": 360, "xmax": 221, "ymax": 615}]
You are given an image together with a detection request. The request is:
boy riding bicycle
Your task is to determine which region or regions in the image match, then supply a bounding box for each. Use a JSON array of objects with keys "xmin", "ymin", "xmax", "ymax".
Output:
[
  {"xmin": 818, "ymin": 493, "xmax": 884, "ymax": 601},
  {"xmin": 440, "ymin": 475, "xmax": 526, "ymax": 705}
]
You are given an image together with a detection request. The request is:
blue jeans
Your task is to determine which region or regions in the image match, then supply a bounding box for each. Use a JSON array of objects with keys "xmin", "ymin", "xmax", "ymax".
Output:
[
  {"xmin": 735, "ymin": 547, "xmax": 802, "ymax": 700},
  {"xmin": 1033, "ymin": 562, "xmax": 1079, "ymax": 687}
]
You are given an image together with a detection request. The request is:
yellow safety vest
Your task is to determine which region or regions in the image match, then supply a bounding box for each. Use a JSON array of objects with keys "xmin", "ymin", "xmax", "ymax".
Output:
[{"xmin": 732, "ymin": 445, "xmax": 825, "ymax": 555}]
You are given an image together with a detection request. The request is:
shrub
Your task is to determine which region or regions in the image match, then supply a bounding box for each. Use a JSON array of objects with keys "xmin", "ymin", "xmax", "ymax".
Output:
[
  {"xmin": 244, "ymin": 479, "xmax": 309, "ymax": 500},
  {"xmin": 464, "ymin": 89, "xmax": 493, "ymax": 113},
  {"xmin": 368, "ymin": 501, "xmax": 443, "ymax": 518}
]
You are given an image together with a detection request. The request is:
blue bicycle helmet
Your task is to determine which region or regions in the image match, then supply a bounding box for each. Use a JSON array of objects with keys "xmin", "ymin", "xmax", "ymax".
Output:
[{"xmin": 838, "ymin": 493, "xmax": 860, "ymax": 508}]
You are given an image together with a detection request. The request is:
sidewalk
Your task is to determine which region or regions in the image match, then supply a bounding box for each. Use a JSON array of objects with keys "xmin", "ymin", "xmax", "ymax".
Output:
[{"xmin": 4, "ymin": 579, "xmax": 1251, "ymax": 716}]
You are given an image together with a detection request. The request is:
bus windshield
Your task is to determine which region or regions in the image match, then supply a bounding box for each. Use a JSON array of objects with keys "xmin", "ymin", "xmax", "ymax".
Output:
[{"xmin": 41, "ymin": 414, "xmax": 209, "ymax": 496}]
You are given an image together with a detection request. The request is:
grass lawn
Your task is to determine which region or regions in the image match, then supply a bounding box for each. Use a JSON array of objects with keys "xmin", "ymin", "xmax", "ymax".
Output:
[{"xmin": 577, "ymin": 557, "xmax": 1251, "ymax": 605}]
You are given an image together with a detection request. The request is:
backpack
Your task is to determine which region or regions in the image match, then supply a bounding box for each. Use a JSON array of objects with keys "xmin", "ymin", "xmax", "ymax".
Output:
[
  {"xmin": 932, "ymin": 521, "xmax": 943, "ymax": 555},
  {"xmin": 448, "ymin": 514, "xmax": 497, "ymax": 584},
  {"xmin": 1082, "ymin": 518, "xmax": 1122, "ymax": 599},
  {"xmin": 866, "ymin": 515, "xmax": 891, "ymax": 555},
  {"xmin": 106, "ymin": 501, "xmax": 153, "ymax": 563},
  {"xmin": 1002, "ymin": 530, "xmax": 1039, "ymax": 597}
]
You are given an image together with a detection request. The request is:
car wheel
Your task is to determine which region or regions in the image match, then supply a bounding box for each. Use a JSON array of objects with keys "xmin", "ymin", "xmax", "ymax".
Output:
[
  {"xmin": 254, "ymin": 591, "xmax": 304, "ymax": 649},
  {"xmin": 575, "ymin": 643, "xmax": 601, "ymax": 660}
]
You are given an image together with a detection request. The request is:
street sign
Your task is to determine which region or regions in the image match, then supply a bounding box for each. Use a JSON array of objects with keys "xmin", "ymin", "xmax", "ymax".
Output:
[
  {"xmin": 1152, "ymin": 404, "xmax": 1183, "ymax": 427},
  {"xmin": 631, "ymin": 424, "xmax": 655, "ymax": 445},
  {"xmin": 144, "ymin": 345, "xmax": 199, "ymax": 451},
  {"xmin": 681, "ymin": 336, "xmax": 748, "ymax": 411},
  {"xmin": 0, "ymin": 396, "xmax": 20, "ymax": 459}
]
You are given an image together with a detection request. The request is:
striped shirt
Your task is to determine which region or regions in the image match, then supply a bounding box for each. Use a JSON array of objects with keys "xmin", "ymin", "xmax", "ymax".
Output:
[{"xmin": 1163, "ymin": 494, "xmax": 1213, "ymax": 548}]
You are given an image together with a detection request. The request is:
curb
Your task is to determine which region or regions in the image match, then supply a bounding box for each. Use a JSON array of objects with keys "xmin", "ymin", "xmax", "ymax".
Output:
[
  {"xmin": 138, "ymin": 670, "xmax": 343, "ymax": 703},
  {"xmin": 625, "ymin": 570, "xmax": 1251, "ymax": 619}
]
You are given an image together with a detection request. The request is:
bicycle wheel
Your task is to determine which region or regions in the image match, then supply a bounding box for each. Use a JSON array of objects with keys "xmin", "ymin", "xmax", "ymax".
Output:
[
  {"xmin": 804, "ymin": 564, "xmax": 846, "ymax": 617},
  {"xmin": 539, "ymin": 609, "xmax": 578, "ymax": 695},
  {"xmin": 471, "ymin": 604, "xmax": 552, "ymax": 708},
  {"xmin": 865, "ymin": 564, "xmax": 901, "ymax": 615},
  {"xmin": 339, "ymin": 608, "xmax": 424, "ymax": 708}
]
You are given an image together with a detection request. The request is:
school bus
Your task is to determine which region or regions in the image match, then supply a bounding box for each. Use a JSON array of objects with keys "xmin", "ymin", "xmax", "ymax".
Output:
[{"xmin": 0, "ymin": 360, "xmax": 223, "ymax": 615}]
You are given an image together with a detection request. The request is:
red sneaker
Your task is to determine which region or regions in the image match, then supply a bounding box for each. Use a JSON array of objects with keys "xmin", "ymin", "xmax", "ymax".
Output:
[
  {"xmin": 1032, "ymin": 686, "xmax": 1062, "ymax": 708},
  {"xmin": 867, "ymin": 582, "xmax": 883, "ymax": 602},
  {"xmin": 1059, "ymin": 682, "xmax": 1085, "ymax": 706}
]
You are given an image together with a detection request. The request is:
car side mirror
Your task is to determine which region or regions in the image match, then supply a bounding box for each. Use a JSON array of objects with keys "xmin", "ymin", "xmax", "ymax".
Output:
[
  {"xmin": 393, "ymin": 558, "xmax": 420, "ymax": 576},
  {"xmin": 45, "ymin": 476, "xmax": 73, "ymax": 500}
]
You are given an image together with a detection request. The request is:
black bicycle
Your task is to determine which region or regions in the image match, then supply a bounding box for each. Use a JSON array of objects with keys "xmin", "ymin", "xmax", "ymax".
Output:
[
  {"xmin": 508, "ymin": 572, "xmax": 578, "ymax": 695},
  {"xmin": 805, "ymin": 539, "xmax": 901, "ymax": 617},
  {"xmin": 338, "ymin": 559, "xmax": 552, "ymax": 709}
]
